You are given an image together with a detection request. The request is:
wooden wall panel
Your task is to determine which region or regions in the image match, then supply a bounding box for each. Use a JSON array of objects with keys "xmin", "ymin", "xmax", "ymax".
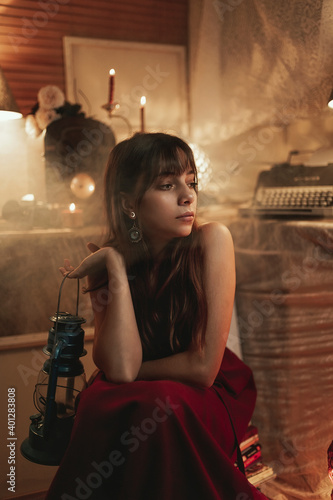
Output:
[{"xmin": 0, "ymin": 0, "xmax": 188, "ymax": 115}]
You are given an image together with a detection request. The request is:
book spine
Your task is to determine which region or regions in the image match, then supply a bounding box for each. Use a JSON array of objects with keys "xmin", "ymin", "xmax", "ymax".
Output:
[
  {"xmin": 242, "ymin": 443, "xmax": 261, "ymax": 460},
  {"xmin": 243, "ymin": 450, "xmax": 262, "ymax": 469},
  {"xmin": 240, "ymin": 434, "xmax": 259, "ymax": 452}
]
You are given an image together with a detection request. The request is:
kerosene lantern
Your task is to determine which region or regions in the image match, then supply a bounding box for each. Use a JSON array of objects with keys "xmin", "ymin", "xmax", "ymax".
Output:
[{"xmin": 21, "ymin": 275, "xmax": 87, "ymax": 465}]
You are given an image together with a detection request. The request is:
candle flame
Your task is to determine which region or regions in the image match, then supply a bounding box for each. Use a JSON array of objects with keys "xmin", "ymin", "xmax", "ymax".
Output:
[
  {"xmin": 69, "ymin": 203, "xmax": 76, "ymax": 212},
  {"xmin": 21, "ymin": 194, "xmax": 35, "ymax": 202},
  {"xmin": 140, "ymin": 96, "xmax": 146, "ymax": 107},
  {"xmin": 109, "ymin": 69, "xmax": 115, "ymax": 76}
]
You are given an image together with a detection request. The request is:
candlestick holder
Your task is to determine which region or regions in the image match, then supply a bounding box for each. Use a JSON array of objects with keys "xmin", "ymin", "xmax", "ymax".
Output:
[
  {"xmin": 101, "ymin": 102, "xmax": 133, "ymax": 138},
  {"xmin": 101, "ymin": 101, "xmax": 120, "ymax": 116}
]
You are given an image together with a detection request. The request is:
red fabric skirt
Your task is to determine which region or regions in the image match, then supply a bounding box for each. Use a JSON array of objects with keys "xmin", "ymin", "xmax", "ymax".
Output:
[{"xmin": 46, "ymin": 348, "xmax": 268, "ymax": 500}]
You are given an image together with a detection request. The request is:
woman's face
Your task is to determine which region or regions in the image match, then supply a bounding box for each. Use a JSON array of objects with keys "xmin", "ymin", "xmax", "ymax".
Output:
[{"xmin": 138, "ymin": 167, "xmax": 197, "ymax": 255}]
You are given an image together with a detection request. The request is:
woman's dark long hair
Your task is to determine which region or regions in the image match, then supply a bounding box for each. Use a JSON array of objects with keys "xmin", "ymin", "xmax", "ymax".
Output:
[{"xmin": 103, "ymin": 132, "xmax": 207, "ymax": 359}]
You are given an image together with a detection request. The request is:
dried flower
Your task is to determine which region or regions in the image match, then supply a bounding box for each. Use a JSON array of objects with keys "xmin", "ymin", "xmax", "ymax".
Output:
[
  {"xmin": 25, "ymin": 114, "xmax": 42, "ymax": 138},
  {"xmin": 35, "ymin": 108, "xmax": 61, "ymax": 130},
  {"xmin": 37, "ymin": 85, "xmax": 65, "ymax": 110},
  {"xmin": 25, "ymin": 85, "xmax": 85, "ymax": 138}
]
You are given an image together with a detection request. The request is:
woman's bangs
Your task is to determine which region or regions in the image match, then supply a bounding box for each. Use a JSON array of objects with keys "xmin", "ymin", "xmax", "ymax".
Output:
[
  {"xmin": 156, "ymin": 146, "xmax": 197, "ymax": 179},
  {"xmin": 136, "ymin": 137, "xmax": 198, "ymax": 199}
]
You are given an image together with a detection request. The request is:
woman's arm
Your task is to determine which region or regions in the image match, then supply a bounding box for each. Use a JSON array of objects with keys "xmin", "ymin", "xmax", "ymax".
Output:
[
  {"xmin": 136, "ymin": 222, "xmax": 236, "ymax": 388},
  {"xmin": 62, "ymin": 245, "xmax": 143, "ymax": 383}
]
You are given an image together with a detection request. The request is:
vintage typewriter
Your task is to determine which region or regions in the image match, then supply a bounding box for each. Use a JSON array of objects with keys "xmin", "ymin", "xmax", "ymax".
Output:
[{"xmin": 239, "ymin": 162, "xmax": 333, "ymax": 218}]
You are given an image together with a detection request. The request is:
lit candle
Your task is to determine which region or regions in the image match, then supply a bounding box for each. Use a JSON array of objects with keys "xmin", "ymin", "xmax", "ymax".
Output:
[
  {"xmin": 140, "ymin": 96, "xmax": 146, "ymax": 132},
  {"xmin": 20, "ymin": 194, "xmax": 35, "ymax": 208},
  {"xmin": 109, "ymin": 69, "xmax": 115, "ymax": 105},
  {"xmin": 61, "ymin": 203, "xmax": 83, "ymax": 228},
  {"xmin": 21, "ymin": 194, "xmax": 35, "ymax": 202}
]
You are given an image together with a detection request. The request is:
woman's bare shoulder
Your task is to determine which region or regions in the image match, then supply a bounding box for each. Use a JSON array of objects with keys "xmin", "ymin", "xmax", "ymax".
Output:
[{"xmin": 197, "ymin": 221, "xmax": 233, "ymax": 250}]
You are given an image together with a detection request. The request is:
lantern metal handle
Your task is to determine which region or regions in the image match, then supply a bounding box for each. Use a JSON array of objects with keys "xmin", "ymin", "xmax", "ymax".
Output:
[
  {"xmin": 43, "ymin": 275, "xmax": 81, "ymax": 439},
  {"xmin": 54, "ymin": 274, "xmax": 80, "ymax": 334}
]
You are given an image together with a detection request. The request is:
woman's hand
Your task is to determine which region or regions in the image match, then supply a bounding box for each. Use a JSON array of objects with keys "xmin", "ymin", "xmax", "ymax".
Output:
[
  {"xmin": 60, "ymin": 242, "xmax": 125, "ymax": 276},
  {"xmin": 59, "ymin": 242, "xmax": 100, "ymax": 278},
  {"xmin": 59, "ymin": 243, "xmax": 127, "ymax": 291}
]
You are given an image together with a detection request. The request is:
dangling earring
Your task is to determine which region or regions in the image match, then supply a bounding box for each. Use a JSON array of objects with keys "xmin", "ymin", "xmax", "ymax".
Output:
[{"xmin": 128, "ymin": 211, "xmax": 142, "ymax": 243}]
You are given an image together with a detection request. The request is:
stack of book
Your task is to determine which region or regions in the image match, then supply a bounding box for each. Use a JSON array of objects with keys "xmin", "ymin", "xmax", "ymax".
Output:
[{"xmin": 240, "ymin": 424, "xmax": 276, "ymax": 487}]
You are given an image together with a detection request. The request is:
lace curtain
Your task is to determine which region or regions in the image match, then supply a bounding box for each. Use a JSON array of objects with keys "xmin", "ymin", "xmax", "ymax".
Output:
[
  {"xmin": 189, "ymin": 0, "xmax": 333, "ymax": 204},
  {"xmin": 189, "ymin": 2, "xmax": 333, "ymax": 498}
]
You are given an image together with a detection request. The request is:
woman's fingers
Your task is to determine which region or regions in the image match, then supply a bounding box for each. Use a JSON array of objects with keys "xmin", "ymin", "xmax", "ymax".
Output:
[
  {"xmin": 59, "ymin": 246, "xmax": 105, "ymax": 280},
  {"xmin": 59, "ymin": 258, "xmax": 75, "ymax": 277},
  {"xmin": 64, "ymin": 258, "xmax": 74, "ymax": 271},
  {"xmin": 65, "ymin": 248, "xmax": 110, "ymax": 279}
]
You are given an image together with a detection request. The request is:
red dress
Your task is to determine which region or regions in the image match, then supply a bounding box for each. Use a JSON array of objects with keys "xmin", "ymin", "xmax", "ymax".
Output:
[{"xmin": 46, "ymin": 347, "xmax": 268, "ymax": 500}]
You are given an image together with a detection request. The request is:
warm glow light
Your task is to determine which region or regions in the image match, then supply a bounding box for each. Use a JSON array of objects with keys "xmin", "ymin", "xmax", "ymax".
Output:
[
  {"xmin": 69, "ymin": 203, "xmax": 76, "ymax": 212},
  {"xmin": 328, "ymin": 100, "xmax": 333, "ymax": 109},
  {"xmin": 140, "ymin": 96, "xmax": 146, "ymax": 107},
  {"xmin": 0, "ymin": 110, "xmax": 22, "ymax": 121},
  {"xmin": 189, "ymin": 143, "xmax": 212, "ymax": 190},
  {"xmin": 70, "ymin": 173, "xmax": 95, "ymax": 199},
  {"xmin": 21, "ymin": 194, "xmax": 35, "ymax": 202},
  {"xmin": 109, "ymin": 69, "xmax": 115, "ymax": 76}
]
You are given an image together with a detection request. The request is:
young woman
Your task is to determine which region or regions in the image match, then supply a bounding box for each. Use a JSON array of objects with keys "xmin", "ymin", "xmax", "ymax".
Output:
[{"xmin": 46, "ymin": 133, "xmax": 268, "ymax": 500}]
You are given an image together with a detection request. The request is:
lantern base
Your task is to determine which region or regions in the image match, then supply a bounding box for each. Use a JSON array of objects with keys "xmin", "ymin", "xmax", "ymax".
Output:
[{"xmin": 20, "ymin": 413, "xmax": 74, "ymax": 466}]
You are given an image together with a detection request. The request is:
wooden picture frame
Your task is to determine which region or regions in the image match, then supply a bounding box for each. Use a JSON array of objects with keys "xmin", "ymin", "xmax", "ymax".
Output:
[{"xmin": 63, "ymin": 36, "xmax": 189, "ymax": 141}]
